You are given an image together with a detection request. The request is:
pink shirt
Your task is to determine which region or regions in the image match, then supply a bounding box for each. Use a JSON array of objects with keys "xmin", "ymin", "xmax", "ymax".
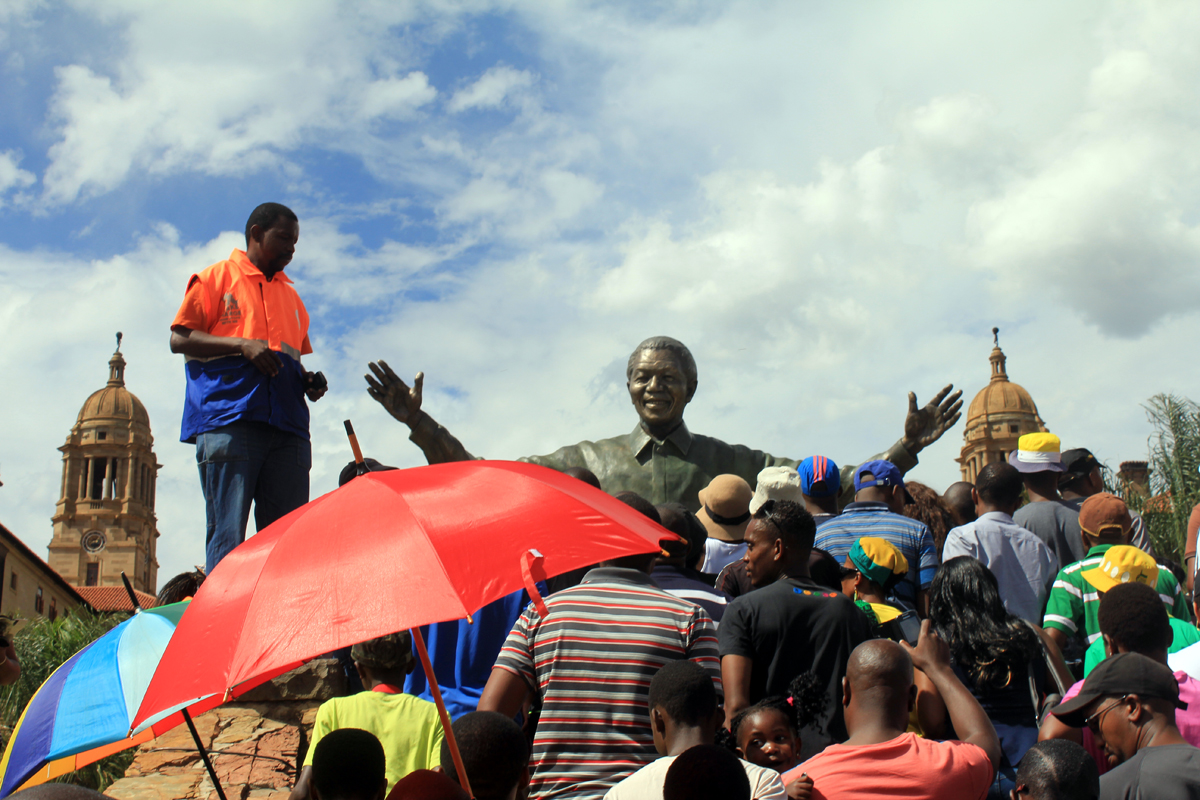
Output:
[
  {"xmin": 1061, "ymin": 669, "xmax": 1200, "ymax": 775},
  {"xmin": 781, "ymin": 732, "xmax": 992, "ymax": 800}
]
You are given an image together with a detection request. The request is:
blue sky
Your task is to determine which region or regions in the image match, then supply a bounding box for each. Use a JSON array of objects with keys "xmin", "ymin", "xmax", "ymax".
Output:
[{"xmin": 4, "ymin": 0, "xmax": 1200, "ymax": 586}]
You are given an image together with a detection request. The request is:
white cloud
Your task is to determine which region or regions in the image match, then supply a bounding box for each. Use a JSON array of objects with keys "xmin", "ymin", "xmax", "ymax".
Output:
[
  {"xmin": 39, "ymin": 3, "xmax": 442, "ymax": 204},
  {"xmin": 9, "ymin": 0, "xmax": 1200, "ymax": 582},
  {"xmin": 357, "ymin": 73, "xmax": 438, "ymax": 122},
  {"xmin": 0, "ymin": 150, "xmax": 35, "ymax": 200},
  {"xmin": 447, "ymin": 65, "xmax": 535, "ymax": 113}
]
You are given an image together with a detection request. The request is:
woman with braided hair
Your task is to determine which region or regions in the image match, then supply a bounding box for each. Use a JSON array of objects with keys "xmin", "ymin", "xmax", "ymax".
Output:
[{"xmin": 929, "ymin": 556, "xmax": 1058, "ymax": 799}]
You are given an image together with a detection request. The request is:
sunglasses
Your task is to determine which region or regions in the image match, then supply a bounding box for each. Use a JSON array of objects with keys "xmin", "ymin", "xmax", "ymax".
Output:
[
  {"xmin": 1084, "ymin": 695, "xmax": 1129, "ymax": 734},
  {"xmin": 839, "ymin": 566, "xmax": 860, "ymax": 581}
]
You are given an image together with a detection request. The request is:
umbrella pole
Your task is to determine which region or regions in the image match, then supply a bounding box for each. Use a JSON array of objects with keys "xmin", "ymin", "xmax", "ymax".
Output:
[
  {"xmin": 411, "ymin": 627, "xmax": 474, "ymax": 799},
  {"xmin": 182, "ymin": 707, "xmax": 229, "ymax": 800}
]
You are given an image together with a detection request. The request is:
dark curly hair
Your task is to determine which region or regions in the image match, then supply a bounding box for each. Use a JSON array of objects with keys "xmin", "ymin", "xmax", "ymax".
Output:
[
  {"xmin": 901, "ymin": 481, "xmax": 955, "ymax": 556},
  {"xmin": 754, "ymin": 500, "xmax": 817, "ymax": 551},
  {"xmin": 156, "ymin": 570, "xmax": 205, "ymax": 606},
  {"xmin": 726, "ymin": 672, "xmax": 827, "ymax": 747},
  {"xmin": 929, "ymin": 557, "xmax": 1041, "ymax": 692},
  {"xmin": 1098, "ymin": 581, "xmax": 1172, "ymax": 654}
]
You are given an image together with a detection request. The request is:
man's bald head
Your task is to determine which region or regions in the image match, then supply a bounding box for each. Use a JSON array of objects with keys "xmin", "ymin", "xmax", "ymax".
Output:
[
  {"xmin": 943, "ymin": 481, "xmax": 976, "ymax": 526},
  {"xmin": 846, "ymin": 639, "xmax": 914, "ymax": 693},
  {"xmin": 843, "ymin": 639, "xmax": 916, "ymax": 736}
]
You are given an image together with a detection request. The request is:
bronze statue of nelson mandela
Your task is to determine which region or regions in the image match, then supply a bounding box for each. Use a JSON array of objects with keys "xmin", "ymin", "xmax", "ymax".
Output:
[{"xmin": 364, "ymin": 336, "xmax": 963, "ymax": 510}]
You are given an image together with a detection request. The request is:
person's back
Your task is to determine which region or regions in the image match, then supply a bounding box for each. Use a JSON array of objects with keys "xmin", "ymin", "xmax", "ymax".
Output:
[
  {"xmin": 403, "ymin": 589, "xmax": 531, "ymax": 717},
  {"xmin": 654, "ymin": 503, "xmax": 732, "ymax": 623},
  {"xmin": 295, "ymin": 633, "xmax": 444, "ymax": 799},
  {"xmin": 1014, "ymin": 500, "xmax": 1086, "ymax": 568},
  {"xmin": 481, "ymin": 494, "xmax": 719, "ymax": 800},
  {"xmin": 310, "ymin": 728, "xmax": 386, "ymax": 800},
  {"xmin": 605, "ymin": 659, "xmax": 786, "ymax": 800},
  {"xmin": 930, "ymin": 557, "xmax": 1051, "ymax": 794},
  {"xmin": 491, "ymin": 565, "xmax": 719, "ymax": 798},
  {"xmin": 441, "ymin": 712, "xmax": 529, "ymax": 800},
  {"xmin": 662, "ymin": 745, "xmax": 751, "ymax": 800},
  {"xmin": 720, "ymin": 501, "xmax": 872, "ymax": 756},
  {"xmin": 784, "ymin": 628, "xmax": 999, "ymax": 799},
  {"xmin": 812, "ymin": 462, "xmax": 937, "ymax": 609},
  {"xmin": 1013, "ymin": 739, "xmax": 1099, "ymax": 800},
  {"xmin": 941, "ymin": 463, "xmax": 1058, "ymax": 624}
]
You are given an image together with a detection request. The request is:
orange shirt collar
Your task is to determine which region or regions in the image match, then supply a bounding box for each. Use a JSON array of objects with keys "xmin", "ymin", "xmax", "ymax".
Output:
[{"xmin": 228, "ymin": 249, "xmax": 294, "ymax": 285}]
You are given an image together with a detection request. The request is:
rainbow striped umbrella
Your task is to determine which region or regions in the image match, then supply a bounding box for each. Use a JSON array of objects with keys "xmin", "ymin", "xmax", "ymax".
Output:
[{"xmin": 0, "ymin": 600, "xmax": 187, "ymax": 797}]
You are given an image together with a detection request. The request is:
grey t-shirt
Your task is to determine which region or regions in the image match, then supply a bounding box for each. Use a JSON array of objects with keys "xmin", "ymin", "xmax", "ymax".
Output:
[
  {"xmin": 1100, "ymin": 744, "xmax": 1200, "ymax": 799},
  {"xmin": 1014, "ymin": 500, "xmax": 1086, "ymax": 566}
]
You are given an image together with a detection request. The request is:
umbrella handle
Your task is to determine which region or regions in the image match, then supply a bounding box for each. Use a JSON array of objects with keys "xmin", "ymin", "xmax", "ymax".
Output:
[
  {"xmin": 412, "ymin": 627, "xmax": 474, "ymax": 799},
  {"xmin": 344, "ymin": 420, "xmax": 365, "ymax": 465},
  {"xmin": 520, "ymin": 550, "xmax": 550, "ymax": 619},
  {"xmin": 183, "ymin": 707, "xmax": 228, "ymax": 800}
]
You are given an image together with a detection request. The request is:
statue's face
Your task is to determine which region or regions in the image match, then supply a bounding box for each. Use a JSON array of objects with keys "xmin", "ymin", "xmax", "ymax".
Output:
[{"xmin": 627, "ymin": 349, "xmax": 694, "ymax": 431}]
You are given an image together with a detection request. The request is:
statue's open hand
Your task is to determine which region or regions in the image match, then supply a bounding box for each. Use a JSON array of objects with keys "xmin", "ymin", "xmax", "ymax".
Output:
[
  {"xmin": 365, "ymin": 360, "xmax": 423, "ymax": 426},
  {"xmin": 902, "ymin": 384, "xmax": 963, "ymax": 454}
]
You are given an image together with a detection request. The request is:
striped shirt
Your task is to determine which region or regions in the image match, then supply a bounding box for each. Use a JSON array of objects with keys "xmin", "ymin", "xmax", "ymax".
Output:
[
  {"xmin": 494, "ymin": 567, "xmax": 720, "ymax": 800},
  {"xmin": 1042, "ymin": 544, "xmax": 1191, "ymax": 644},
  {"xmin": 813, "ymin": 502, "xmax": 939, "ymax": 605}
]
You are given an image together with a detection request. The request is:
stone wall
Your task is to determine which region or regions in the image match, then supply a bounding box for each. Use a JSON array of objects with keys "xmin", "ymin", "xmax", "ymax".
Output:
[{"xmin": 107, "ymin": 659, "xmax": 346, "ymax": 800}]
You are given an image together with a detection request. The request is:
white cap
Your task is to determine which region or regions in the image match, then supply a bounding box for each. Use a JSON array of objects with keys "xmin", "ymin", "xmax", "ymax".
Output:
[{"xmin": 749, "ymin": 466, "xmax": 804, "ymax": 515}]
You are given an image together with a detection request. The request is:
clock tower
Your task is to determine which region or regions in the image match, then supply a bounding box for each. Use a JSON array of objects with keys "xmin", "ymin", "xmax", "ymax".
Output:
[{"xmin": 47, "ymin": 335, "xmax": 160, "ymax": 593}]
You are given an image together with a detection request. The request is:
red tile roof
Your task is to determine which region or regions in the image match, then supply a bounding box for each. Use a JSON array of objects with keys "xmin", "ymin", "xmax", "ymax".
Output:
[{"xmin": 74, "ymin": 586, "xmax": 156, "ymax": 612}]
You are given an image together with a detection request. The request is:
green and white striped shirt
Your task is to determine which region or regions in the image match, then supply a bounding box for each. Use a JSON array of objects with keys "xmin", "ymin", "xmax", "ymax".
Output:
[{"xmin": 1042, "ymin": 544, "xmax": 1190, "ymax": 644}]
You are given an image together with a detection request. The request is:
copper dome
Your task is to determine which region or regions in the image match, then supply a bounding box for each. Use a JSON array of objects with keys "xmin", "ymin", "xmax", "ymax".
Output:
[{"xmin": 75, "ymin": 350, "xmax": 150, "ymax": 428}]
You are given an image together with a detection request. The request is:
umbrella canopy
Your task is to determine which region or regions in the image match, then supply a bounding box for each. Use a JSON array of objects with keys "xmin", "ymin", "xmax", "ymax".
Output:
[
  {"xmin": 0, "ymin": 601, "xmax": 188, "ymax": 797},
  {"xmin": 132, "ymin": 460, "xmax": 674, "ymax": 735}
]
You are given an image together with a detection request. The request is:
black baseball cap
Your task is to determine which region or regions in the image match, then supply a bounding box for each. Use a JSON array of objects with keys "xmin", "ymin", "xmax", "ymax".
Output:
[
  {"xmin": 1052, "ymin": 652, "xmax": 1185, "ymax": 727},
  {"xmin": 1060, "ymin": 448, "xmax": 1099, "ymax": 485}
]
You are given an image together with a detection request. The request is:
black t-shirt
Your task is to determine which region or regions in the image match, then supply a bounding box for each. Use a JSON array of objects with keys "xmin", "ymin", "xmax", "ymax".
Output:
[
  {"xmin": 718, "ymin": 576, "xmax": 872, "ymax": 745},
  {"xmin": 1101, "ymin": 744, "xmax": 1200, "ymax": 799}
]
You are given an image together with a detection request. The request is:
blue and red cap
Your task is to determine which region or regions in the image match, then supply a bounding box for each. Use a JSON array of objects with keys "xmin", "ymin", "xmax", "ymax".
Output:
[
  {"xmin": 799, "ymin": 455, "xmax": 840, "ymax": 498},
  {"xmin": 853, "ymin": 459, "xmax": 903, "ymax": 492}
]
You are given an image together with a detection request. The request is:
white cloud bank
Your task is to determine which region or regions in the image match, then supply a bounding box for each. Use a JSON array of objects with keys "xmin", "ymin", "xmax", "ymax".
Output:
[{"xmin": 4, "ymin": 0, "xmax": 1200, "ymax": 583}]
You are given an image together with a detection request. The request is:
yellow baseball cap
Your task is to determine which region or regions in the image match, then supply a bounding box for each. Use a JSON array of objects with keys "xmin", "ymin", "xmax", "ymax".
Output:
[{"xmin": 1081, "ymin": 545, "xmax": 1159, "ymax": 593}]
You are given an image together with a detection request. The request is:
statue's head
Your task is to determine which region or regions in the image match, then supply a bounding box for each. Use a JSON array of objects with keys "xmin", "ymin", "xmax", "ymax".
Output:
[{"xmin": 626, "ymin": 336, "xmax": 698, "ymax": 434}]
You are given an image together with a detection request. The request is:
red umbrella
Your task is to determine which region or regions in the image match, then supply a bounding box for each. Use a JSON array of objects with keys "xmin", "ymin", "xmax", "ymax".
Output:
[{"xmin": 130, "ymin": 461, "xmax": 674, "ymax": 788}]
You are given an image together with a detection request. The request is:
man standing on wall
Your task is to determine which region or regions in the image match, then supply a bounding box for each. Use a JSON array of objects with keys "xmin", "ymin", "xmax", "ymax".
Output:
[{"xmin": 170, "ymin": 203, "xmax": 326, "ymax": 572}]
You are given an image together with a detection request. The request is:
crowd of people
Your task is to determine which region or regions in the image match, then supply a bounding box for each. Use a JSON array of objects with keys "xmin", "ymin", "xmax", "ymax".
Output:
[
  {"xmin": 276, "ymin": 433, "xmax": 1200, "ymax": 800},
  {"xmin": 158, "ymin": 205, "xmax": 1200, "ymax": 800}
]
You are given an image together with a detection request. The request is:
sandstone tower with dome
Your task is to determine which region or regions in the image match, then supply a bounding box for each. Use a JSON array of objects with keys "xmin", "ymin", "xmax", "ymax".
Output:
[
  {"xmin": 957, "ymin": 328, "xmax": 1049, "ymax": 483},
  {"xmin": 47, "ymin": 335, "xmax": 160, "ymax": 593}
]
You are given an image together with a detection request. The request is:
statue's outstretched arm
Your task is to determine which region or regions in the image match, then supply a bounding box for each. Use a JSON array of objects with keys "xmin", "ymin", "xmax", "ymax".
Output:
[
  {"xmin": 365, "ymin": 360, "xmax": 476, "ymax": 463},
  {"xmin": 826, "ymin": 384, "xmax": 963, "ymax": 509},
  {"xmin": 900, "ymin": 384, "xmax": 963, "ymax": 455}
]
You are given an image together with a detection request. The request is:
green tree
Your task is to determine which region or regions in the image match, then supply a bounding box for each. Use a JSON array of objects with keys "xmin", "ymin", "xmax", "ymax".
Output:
[
  {"xmin": 1116, "ymin": 394, "xmax": 1200, "ymax": 563},
  {"xmin": 0, "ymin": 610, "xmax": 136, "ymax": 792}
]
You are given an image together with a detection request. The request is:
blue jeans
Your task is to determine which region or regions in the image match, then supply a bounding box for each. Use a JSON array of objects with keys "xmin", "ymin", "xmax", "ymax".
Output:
[{"xmin": 197, "ymin": 421, "xmax": 311, "ymax": 573}]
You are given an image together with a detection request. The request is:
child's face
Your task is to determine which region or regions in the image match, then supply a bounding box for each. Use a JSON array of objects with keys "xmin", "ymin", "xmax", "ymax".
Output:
[{"xmin": 737, "ymin": 708, "xmax": 799, "ymax": 772}]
